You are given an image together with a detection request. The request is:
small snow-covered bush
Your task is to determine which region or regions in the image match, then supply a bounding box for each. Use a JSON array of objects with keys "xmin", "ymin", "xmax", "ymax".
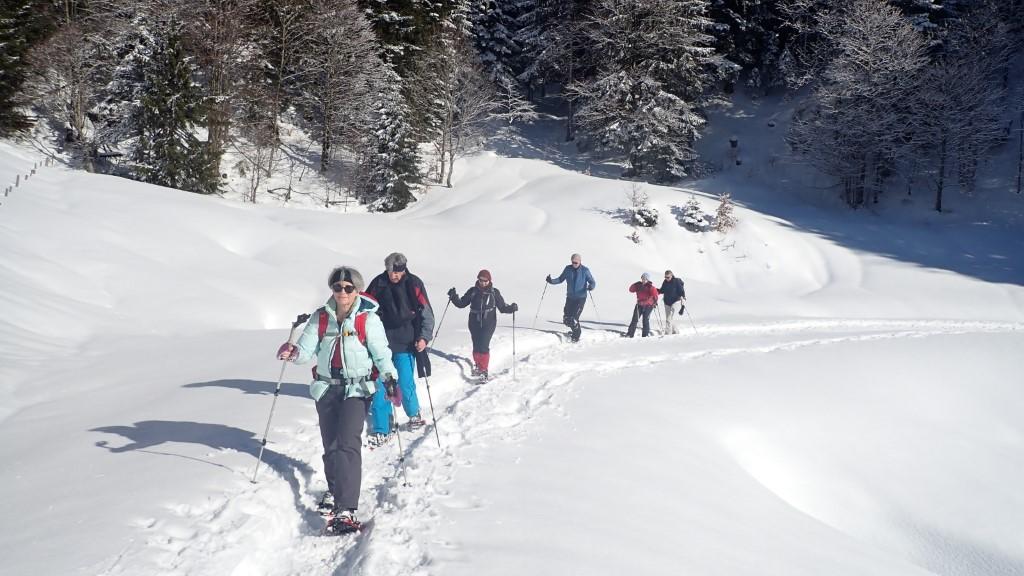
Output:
[
  {"xmin": 626, "ymin": 183, "xmax": 658, "ymax": 227},
  {"xmin": 681, "ymin": 195, "xmax": 709, "ymax": 231},
  {"xmin": 714, "ymin": 192, "xmax": 737, "ymax": 232},
  {"xmin": 632, "ymin": 206, "xmax": 659, "ymax": 227}
]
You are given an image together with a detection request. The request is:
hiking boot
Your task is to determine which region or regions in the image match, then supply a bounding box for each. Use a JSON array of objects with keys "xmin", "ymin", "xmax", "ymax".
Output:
[
  {"xmin": 407, "ymin": 414, "xmax": 425, "ymax": 430},
  {"xmin": 316, "ymin": 491, "xmax": 335, "ymax": 516},
  {"xmin": 326, "ymin": 508, "xmax": 361, "ymax": 534},
  {"xmin": 366, "ymin": 431, "xmax": 394, "ymax": 450}
]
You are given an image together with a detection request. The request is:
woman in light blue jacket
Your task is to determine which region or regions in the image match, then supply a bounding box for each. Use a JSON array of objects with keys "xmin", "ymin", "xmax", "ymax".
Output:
[{"xmin": 278, "ymin": 266, "xmax": 397, "ymax": 535}]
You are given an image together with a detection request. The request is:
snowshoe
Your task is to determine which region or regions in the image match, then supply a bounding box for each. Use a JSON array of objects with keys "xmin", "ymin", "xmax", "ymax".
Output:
[
  {"xmin": 407, "ymin": 414, "xmax": 425, "ymax": 431},
  {"xmin": 366, "ymin": 431, "xmax": 395, "ymax": 450},
  {"xmin": 325, "ymin": 509, "xmax": 361, "ymax": 535}
]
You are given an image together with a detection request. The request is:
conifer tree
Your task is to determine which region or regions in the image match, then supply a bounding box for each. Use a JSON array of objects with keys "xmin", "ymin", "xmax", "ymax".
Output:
[
  {"xmin": 359, "ymin": 65, "xmax": 421, "ymax": 211},
  {"xmin": 134, "ymin": 25, "xmax": 217, "ymax": 194},
  {"xmin": 573, "ymin": 0, "xmax": 720, "ymax": 181},
  {"xmin": 0, "ymin": 1, "xmax": 50, "ymax": 133}
]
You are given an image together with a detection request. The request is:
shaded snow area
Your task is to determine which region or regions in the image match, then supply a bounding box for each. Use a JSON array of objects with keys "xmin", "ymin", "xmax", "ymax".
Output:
[{"xmin": 1, "ymin": 132, "xmax": 1023, "ymax": 576}]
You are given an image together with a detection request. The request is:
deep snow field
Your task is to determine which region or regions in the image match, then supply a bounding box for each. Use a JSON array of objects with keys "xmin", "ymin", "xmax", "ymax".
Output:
[{"xmin": 1, "ymin": 97, "xmax": 1023, "ymax": 576}]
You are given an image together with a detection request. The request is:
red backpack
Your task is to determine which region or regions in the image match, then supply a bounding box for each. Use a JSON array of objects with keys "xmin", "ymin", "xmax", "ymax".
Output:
[{"xmin": 311, "ymin": 302, "xmax": 379, "ymax": 381}]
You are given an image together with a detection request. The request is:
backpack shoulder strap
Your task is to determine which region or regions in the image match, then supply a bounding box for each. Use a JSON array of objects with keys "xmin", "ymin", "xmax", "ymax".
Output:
[
  {"xmin": 354, "ymin": 311, "xmax": 369, "ymax": 346},
  {"xmin": 317, "ymin": 307, "xmax": 329, "ymax": 341}
]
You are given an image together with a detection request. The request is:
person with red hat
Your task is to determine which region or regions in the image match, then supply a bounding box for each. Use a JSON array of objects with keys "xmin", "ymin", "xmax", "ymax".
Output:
[
  {"xmin": 626, "ymin": 272, "xmax": 659, "ymax": 338},
  {"xmin": 447, "ymin": 270, "xmax": 519, "ymax": 380}
]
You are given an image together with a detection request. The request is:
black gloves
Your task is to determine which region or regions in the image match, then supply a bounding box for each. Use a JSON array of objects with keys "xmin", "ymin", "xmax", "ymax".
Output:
[
  {"xmin": 545, "ymin": 274, "xmax": 552, "ymax": 283},
  {"xmin": 384, "ymin": 376, "xmax": 398, "ymax": 399},
  {"xmin": 447, "ymin": 287, "xmax": 458, "ymax": 300},
  {"xmin": 509, "ymin": 303, "xmax": 519, "ymax": 313}
]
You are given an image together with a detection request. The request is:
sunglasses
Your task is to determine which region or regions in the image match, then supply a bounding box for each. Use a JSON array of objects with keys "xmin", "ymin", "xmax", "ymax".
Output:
[
  {"xmin": 331, "ymin": 283, "xmax": 358, "ymax": 294},
  {"xmin": 478, "ymin": 278, "xmax": 490, "ymax": 283}
]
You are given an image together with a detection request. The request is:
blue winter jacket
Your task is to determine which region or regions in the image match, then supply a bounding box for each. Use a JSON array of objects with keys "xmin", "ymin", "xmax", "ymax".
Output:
[
  {"xmin": 292, "ymin": 295, "xmax": 397, "ymax": 401},
  {"xmin": 548, "ymin": 264, "xmax": 596, "ymax": 299}
]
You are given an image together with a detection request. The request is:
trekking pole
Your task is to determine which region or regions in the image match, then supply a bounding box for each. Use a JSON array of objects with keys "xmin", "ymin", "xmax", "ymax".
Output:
[
  {"xmin": 431, "ymin": 299, "xmax": 452, "ymax": 350},
  {"xmin": 251, "ymin": 313, "xmax": 311, "ymax": 484},
  {"xmin": 531, "ymin": 282, "xmax": 548, "ymax": 329},
  {"xmin": 512, "ymin": 309, "xmax": 520, "ymax": 381},
  {"xmin": 391, "ymin": 412, "xmax": 410, "ymax": 487},
  {"xmin": 588, "ymin": 291, "xmax": 601, "ymax": 321},
  {"xmin": 653, "ymin": 303, "xmax": 665, "ymax": 335},
  {"xmin": 416, "ymin": 354, "xmax": 442, "ymax": 449},
  {"xmin": 685, "ymin": 306, "xmax": 699, "ymax": 336},
  {"xmin": 423, "ymin": 378, "xmax": 442, "ymax": 449},
  {"xmin": 421, "ymin": 299, "xmax": 450, "ymax": 450}
]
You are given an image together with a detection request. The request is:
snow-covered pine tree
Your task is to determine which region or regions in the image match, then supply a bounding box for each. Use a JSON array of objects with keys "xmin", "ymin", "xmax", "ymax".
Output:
[
  {"xmin": 625, "ymin": 183, "xmax": 657, "ymax": 227},
  {"xmin": 714, "ymin": 191, "xmax": 736, "ymax": 231},
  {"xmin": 358, "ymin": 64, "xmax": 421, "ymax": 212},
  {"xmin": 573, "ymin": 0, "xmax": 720, "ymax": 182},
  {"xmin": 707, "ymin": 0, "xmax": 785, "ymax": 93},
  {"xmin": 134, "ymin": 24, "xmax": 217, "ymax": 194},
  {"xmin": 359, "ymin": 0, "xmax": 460, "ymax": 75},
  {"xmin": 681, "ymin": 194, "xmax": 709, "ymax": 231},
  {"xmin": 0, "ymin": 1, "xmax": 50, "ymax": 133},
  {"xmin": 90, "ymin": 12, "xmax": 157, "ymax": 162},
  {"xmin": 468, "ymin": 0, "xmax": 520, "ymax": 86}
]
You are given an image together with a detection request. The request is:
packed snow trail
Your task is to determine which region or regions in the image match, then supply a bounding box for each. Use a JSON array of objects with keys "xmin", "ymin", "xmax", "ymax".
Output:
[{"xmin": 92, "ymin": 317, "xmax": 1023, "ymax": 576}]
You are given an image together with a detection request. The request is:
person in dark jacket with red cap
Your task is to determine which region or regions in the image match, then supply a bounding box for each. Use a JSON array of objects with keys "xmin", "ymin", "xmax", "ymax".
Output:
[
  {"xmin": 447, "ymin": 270, "xmax": 518, "ymax": 380},
  {"xmin": 626, "ymin": 272, "xmax": 659, "ymax": 337}
]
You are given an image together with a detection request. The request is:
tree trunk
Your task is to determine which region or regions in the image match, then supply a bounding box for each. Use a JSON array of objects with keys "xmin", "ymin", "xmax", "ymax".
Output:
[
  {"xmin": 1016, "ymin": 109, "xmax": 1022, "ymax": 194},
  {"xmin": 935, "ymin": 135, "xmax": 946, "ymax": 212}
]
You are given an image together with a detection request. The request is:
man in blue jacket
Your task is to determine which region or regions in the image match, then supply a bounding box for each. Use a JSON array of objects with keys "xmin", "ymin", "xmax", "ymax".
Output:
[{"xmin": 546, "ymin": 253, "xmax": 596, "ymax": 342}]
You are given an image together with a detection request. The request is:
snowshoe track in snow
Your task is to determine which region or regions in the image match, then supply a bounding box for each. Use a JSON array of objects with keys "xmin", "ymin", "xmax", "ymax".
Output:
[{"xmin": 98, "ymin": 318, "xmax": 1022, "ymax": 575}]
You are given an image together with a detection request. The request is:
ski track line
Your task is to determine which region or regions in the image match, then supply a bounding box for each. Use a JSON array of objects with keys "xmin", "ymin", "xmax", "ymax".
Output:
[{"xmin": 98, "ymin": 318, "xmax": 1023, "ymax": 576}]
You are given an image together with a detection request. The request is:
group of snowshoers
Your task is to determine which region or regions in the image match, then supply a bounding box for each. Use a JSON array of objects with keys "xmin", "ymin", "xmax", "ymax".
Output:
[{"xmin": 275, "ymin": 252, "xmax": 685, "ymax": 534}]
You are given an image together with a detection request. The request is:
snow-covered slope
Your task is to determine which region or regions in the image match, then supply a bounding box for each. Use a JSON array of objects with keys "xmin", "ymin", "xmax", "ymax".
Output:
[{"xmin": 1, "ymin": 133, "xmax": 1022, "ymax": 576}]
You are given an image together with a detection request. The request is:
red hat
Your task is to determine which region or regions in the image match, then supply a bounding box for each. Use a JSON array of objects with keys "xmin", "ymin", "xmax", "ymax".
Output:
[{"xmin": 477, "ymin": 269, "xmax": 492, "ymax": 282}]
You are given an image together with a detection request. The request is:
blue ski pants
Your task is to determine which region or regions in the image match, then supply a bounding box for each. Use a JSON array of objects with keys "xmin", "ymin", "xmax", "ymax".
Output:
[{"xmin": 369, "ymin": 351, "xmax": 419, "ymax": 434}]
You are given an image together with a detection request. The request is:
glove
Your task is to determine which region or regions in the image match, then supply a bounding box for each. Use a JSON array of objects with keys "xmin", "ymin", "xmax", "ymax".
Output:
[
  {"xmin": 447, "ymin": 287, "xmax": 458, "ymax": 299},
  {"xmin": 276, "ymin": 343, "xmax": 298, "ymax": 361},
  {"xmin": 545, "ymin": 274, "xmax": 552, "ymax": 283},
  {"xmin": 509, "ymin": 303, "xmax": 519, "ymax": 313},
  {"xmin": 383, "ymin": 376, "xmax": 398, "ymax": 399}
]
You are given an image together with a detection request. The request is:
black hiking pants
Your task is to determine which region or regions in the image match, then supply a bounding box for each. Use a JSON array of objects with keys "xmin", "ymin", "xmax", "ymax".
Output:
[
  {"xmin": 563, "ymin": 296, "xmax": 586, "ymax": 340},
  {"xmin": 316, "ymin": 388, "xmax": 370, "ymax": 511},
  {"xmin": 627, "ymin": 304, "xmax": 654, "ymax": 337},
  {"xmin": 469, "ymin": 313, "xmax": 497, "ymax": 354}
]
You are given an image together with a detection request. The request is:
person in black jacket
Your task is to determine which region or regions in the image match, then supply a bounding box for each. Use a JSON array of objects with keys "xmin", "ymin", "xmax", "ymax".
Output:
[
  {"xmin": 659, "ymin": 270, "xmax": 686, "ymax": 335},
  {"xmin": 447, "ymin": 269, "xmax": 518, "ymax": 380},
  {"xmin": 364, "ymin": 252, "xmax": 436, "ymax": 447}
]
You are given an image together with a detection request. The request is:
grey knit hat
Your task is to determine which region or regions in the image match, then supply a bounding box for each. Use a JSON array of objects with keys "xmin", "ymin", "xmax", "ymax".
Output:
[
  {"xmin": 327, "ymin": 266, "xmax": 365, "ymax": 292},
  {"xmin": 384, "ymin": 252, "xmax": 408, "ymax": 273}
]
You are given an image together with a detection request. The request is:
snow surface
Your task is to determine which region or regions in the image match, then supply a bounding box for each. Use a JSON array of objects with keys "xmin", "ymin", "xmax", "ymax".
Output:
[{"xmin": 1, "ymin": 99, "xmax": 1023, "ymax": 576}]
